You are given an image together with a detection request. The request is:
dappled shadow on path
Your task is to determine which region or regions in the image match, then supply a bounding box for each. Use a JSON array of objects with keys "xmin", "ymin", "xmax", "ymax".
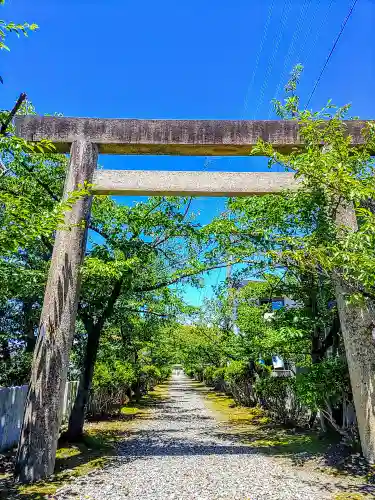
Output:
[
  {"xmin": 205, "ymin": 427, "xmax": 375, "ymax": 497},
  {"xmin": 114, "ymin": 431, "xmax": 374, "ymax": 498},
  {"xmin": 0, "ymin": 386, "xmax": 170, "ymax": 499},
  {"xmin": 119, "ymin": 434, "xmax": 257, "ymax": 457}
]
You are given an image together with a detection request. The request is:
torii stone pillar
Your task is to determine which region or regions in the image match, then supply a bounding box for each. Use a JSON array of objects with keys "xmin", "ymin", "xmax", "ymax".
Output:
[
  {"xmin": 13, "ymin": 116, "xmax": 375, "ymax": 481},
  {"xmin": 15, "ymin": 140, "xmax": 98, "ymax": 483},
  {"xmin": 334, "ymin": 204, "xmax": 375, "ymax": 461}
]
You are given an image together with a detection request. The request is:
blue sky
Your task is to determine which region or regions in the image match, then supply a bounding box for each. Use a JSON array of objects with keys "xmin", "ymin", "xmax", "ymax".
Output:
[{"xmin": 1, "ymin": 0, "xmax": 374, "ymax": 306}]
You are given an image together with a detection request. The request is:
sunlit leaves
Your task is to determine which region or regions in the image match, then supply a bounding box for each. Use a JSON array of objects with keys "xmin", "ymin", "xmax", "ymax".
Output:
[
  {"xmin": 0, "ymin": 2, "xmax": 38, "ymax": 86},
  {"xmin": 0, "ymin": 15, "xmax": 38, "ymax": 51},
  {"xmin": 250, "ymin": 66, "xmax": 375, "ymax": 299},
  {"xmin": 295, "ymin": 357, "xmax": 350, "ymax": 412}
]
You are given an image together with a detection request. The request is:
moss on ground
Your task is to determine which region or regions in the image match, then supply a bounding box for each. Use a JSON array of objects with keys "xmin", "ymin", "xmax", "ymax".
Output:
[
  {"xmin": 192, "ymin": 381, "xmax": 329, "ymax": 458},
  {"xmin": 0, "ymin": 383, "xmax": 170, "ymax": 499},
  {"xmin": 333, "ymin": 494, "xmax": 370, "ymax": 500},
  {"xmin": 193, "ymin": 381, "xmax": 375, "ymax": 499}
]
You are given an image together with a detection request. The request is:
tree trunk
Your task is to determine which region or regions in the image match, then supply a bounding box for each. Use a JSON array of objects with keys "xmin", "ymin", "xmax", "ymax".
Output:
[
  {"xmin": 15, "ymin": 141, "xmax": 98, "ymax": 484},
  {"xmin": 334, "ymin": 203, "xmax": 375, "ymax": 462},
  {"xmin": 64, "ymin": 278, "xmax": 124, "ymax": 441},
  {"xmin": 305, "ymin": 283, "xmax": 322, "ymax": 430},
  {"xmin": 1, "ymin": 337, "xmax": 10, "ymax": 361},
  {"xmin": 134, "ymin": 381, "xmax": 142, "ymax": 403},
  {"xmin": 308, "ymin": 284, "xmax": 322, "ymax": 364},
  {"xmin": 64, "ymin": 323, "xmax": 101, "ymax": 441}
]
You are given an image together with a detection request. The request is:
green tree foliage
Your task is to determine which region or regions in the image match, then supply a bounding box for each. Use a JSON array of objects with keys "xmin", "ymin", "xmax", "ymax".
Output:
[
  {"xmin": 0, "ymin": 105, "xmax": 88, "ymax": 256},
  {"xmin": 65, "ymin": 192, "xmax": 229, "ymax": 436},
  {"xmin": 180, "ymin": 66, "xmax": 375, "ymax": 441},
  {"xmin": 295, "ymin": 357, "xmax": 351, "ymax": 430},
  {"xmin": 0, "ymin": 0, "xmax": 38, "ymax": 52},
  {"xmin": 0, "ymin": 103, "xmax": 90, "ymax": 383},
  {"xmin": 253, "ymin": 66, "xmax": 375, "ymax": 301},
  {"xmin": 2, "ymin": 58, "xmax": 372, "ymax": 471},
  {"xmin": 0, "ymin": 0, "xmax": 38, "ymax": 85},
  {"xmin": 92, "ymin": 360, "xmax": 136, "ymax": 394}
]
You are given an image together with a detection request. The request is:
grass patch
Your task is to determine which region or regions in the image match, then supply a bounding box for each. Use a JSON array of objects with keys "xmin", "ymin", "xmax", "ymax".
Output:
[
  {"xmin": 0, "ymin": 383, "xmax": 170, "ymax": 499},
  {"xmin": 192, "ymin": 380, "xmax": 375, "ymax": 498},
  {"xmin": 118, "ymin": 383, "xmax": 170, "ymax": 419},
  {"xmin": 193, "ymin": 381, "xmax": 332, "ymax": 460},
  {"xmin": 333, "ymin": 495, "xmax": 370, "ymax": 500}
]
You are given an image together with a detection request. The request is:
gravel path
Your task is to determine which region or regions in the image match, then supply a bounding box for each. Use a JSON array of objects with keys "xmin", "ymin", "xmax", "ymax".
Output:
[{"xmin": 56, "ymin": 373, "xmax": 343, "ymax": 500}]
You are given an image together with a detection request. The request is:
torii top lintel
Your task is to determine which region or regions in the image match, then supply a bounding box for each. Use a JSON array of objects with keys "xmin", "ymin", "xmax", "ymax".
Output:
[{"xmin": 14, "ymin": 116, "xmax": 371, "ymax": 156}]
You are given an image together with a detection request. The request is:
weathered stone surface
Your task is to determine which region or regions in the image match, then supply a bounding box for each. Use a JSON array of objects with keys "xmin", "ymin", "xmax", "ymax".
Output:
[
  {"xmin": 92, "ymin": 170, "xmax": 299, "ymax": 196},
  {"xmin": 15, "ymin": 116, "xmax": 373, "ymax": 155},
  {"xmin": 15, "ymin": 141, "xmax": 98, "ymax": 483},
  {"xmin": 334, "ymin": 204, "xmax": 375, "ymax": 463}
]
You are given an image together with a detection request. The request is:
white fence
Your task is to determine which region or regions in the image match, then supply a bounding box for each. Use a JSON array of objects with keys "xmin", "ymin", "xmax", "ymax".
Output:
[{"xmin": 0, "ymin": 381, "xmax": 79, "ymax": 452}]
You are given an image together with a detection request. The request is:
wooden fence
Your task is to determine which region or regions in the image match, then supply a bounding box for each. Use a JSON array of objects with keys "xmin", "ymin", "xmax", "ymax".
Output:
[{"xmin": 0, "ymin": 381, "xmax": 79, "ymax": 451}]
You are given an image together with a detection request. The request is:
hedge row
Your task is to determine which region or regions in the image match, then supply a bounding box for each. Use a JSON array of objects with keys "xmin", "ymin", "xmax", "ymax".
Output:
[
  {"xmin": 186, "ymin": 362, "xmax": 307, "ymax": 426},
  {"xmin": 185, "ymin": 358, "xmax": 355, "ymax": 434},
  {"xmin": 89, "ymin": 361, "xmax": 171, "ymax": 416}
]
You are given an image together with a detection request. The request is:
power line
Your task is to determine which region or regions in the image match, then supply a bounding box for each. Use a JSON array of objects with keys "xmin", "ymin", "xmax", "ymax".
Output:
[
  {"xmin": 299, "ymin": 0, "xmax": 335, "ymax": 68},
  {"xmin": 214, "ymin": 1, "xmax": 276, "ymax": 172},
  {"xmin": 242, "ymin": 0, "xmax": 276, "ymax": 118},
  {"xmin": 305, "ymin": 0, "xmax": 360, "ymax": 108},
  {"xmin": 253, "ymin": 0, "xmax": 293, "ymax": 119},
  {"xmin": 268, "ymin": 0, "xmax": 311, "ymax": 118},
  {"xmin": 293, "ymin": 0, "xmax": 320, "ymax": 65},
  {"xmin": 204, "ymin": 3, "xmax": 276, "ymax": 171}
]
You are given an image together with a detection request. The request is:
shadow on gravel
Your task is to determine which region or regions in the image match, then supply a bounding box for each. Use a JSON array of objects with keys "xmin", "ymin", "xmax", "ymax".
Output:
[
  {"xmin": 145, "ymin": 413, "xmax": 212, "ymax": 422},
  {"xmin": 209, "ymin": 428, "xmax": 375, "ymax": 495},
  {"xmin": 116, "ymin": 436, "xmax": 372, "ymax": 498},
  {"xmin": 0, "ymin": 385, "xmax": 171, "ymax": 500},
  {"xmin": 119, "ymin": 436, "xmax": 257, "ymax": 457},
  {"xmin": 185, "ymin": 380, "xmax": 375, "ymax": 499}
]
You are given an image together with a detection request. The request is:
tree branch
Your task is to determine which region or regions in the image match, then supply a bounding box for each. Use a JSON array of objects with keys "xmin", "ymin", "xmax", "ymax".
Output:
[
  {"xmin": 88, "ymin": 222, "xmax": 111, "ymax": 241},
  {"xmin": 122, "ymin": 308, "xmax": 170, "ymax": 318},
  {"xmin": 19, "ymin": 158, "xmax": 60, "ymax": 201},
  {"xmin": 1, "ymin": 93, "xmax": 26, "ymax": 135},
  {"xmin": 152, "ymin": 197, "xmax": 193, "ymax": 248},
  {"xmin": 133, "ymin": 261, "xmax": 231, "ymax": 293},
  {"xmin": 129, "ymin": 198, "xmax": 165, "ymax": 241},
  {"xmin": 95, "ymin": 277, "xmax": 125, "ymax": 330}
]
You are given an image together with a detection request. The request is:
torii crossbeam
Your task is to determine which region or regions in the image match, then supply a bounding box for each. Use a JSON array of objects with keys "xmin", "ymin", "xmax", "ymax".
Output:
[
  {"xmin": 16, "ymin": 116, "xmax": 370, "ymax": 155},
  {"xmin": 15, "ymin": 116, "xmax": 371, "ymax": 195},
  {"xmin": 14, "ymin": 115, "xmax": 375, "ymax": 481}
]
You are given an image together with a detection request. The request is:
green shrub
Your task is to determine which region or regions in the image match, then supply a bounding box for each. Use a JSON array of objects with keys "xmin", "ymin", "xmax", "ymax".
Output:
[
  {"xmin": 203, "ymin": 365, "xmax": 216, "ymax": 386},
  {"xmin": 184, "ymin": 368, "xmax": 195, "ymax": 378},
  {"xmin": 295, "ymin": 357, "xmax": 350, "ymax": 412},
  {"xmin": 254, "ymin": 362, "xmax": 272, "ymax": 377},
  {"xmin": 140, "ymin": 364, "xmax": 162, "ymax": 391},
  {"xmin": 295, "ymin": 357, "xmax": 355, "ymax": 435},
  {"xmin": 186, "ymin": 365, "xmax": 204, "ymax": 381},
  {"xmin": 224, "ymin": 361, "xmax": 257, "ymax": 406},
  {"xmin": 0, "ymin": 351, "xmax": 32, "ymax": 387},
  {"xmin": 254, "ymin": 376, "xmax": 306, "ymax": 426},
  {"xmin": 212, "ymin": 367, "xmax": 227, "ymax": 392},
  {"xmin": 159, "ymin": 366, "xmax": 172, "ymax": 381},
  {"xmin": 92, "ymin": 360, "xmax": 135, "ymax": 392},
  {"xmin": 195, "ymin": 365, "xmax": 204, "ymax": 381},
  {"xmin": 224, "ymin": 360, "xmax": 248, "ymax": 385},
  {"xmin": 90, "ymin": 360, "xmax": 136, "ymax": 415}
]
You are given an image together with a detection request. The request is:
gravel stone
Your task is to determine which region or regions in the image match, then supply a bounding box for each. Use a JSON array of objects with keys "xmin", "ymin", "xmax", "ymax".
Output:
[{"xmin": 55, "ymin": 373, "xmax": 341, "ymax": 500}]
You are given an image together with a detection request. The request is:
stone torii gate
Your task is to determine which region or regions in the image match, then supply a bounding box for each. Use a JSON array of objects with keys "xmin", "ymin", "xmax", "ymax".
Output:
[{"xmin": 14, "ymin": 116, "xmax": 375, "ymax": 481}]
